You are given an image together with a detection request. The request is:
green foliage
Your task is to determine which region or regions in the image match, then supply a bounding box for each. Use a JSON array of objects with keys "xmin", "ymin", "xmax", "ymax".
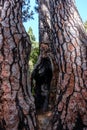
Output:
[
  {"xmin": 28, "ymin": 27, "xmax": 39, "ymax": 72},
  {"xmin": 22, "ymin": 0, "xmax": 34, "ymax": 22},
  {"xmin": 84, "ymin": 21, "xmax": 87, "ymax": 32},
  {"xmin": 28, "ymin": 27, "xmax": 36, "ymax": 41},
  {"xmin": 22, "ymin": 0, "xmax": 38, "ymax": 22}
]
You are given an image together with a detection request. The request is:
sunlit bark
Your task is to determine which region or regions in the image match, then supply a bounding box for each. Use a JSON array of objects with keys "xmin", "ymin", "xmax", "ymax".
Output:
[
  {"xmin": 37, "ymin": 0, "xmax": 87, "ymax": 129},
  {"xmin": 0, "ymin": 1, "xmax": 36, "ymax": 130},
  {"xmin": 49, "ymin": 0, "xmax": 87, "ymax": 129}
]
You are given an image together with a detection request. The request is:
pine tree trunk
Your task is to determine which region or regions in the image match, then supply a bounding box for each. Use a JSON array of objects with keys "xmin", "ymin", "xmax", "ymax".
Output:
[
  {"xmin": 0, "ymin": 1, "xmax": 36, "ymax": 130},
  {"xmin": 49, "ymin": 0, "xmax": 87, "ymax": 129},
  {"xmin": 39, "ymin": 0, "xmax": 51, "ymax": 45}
]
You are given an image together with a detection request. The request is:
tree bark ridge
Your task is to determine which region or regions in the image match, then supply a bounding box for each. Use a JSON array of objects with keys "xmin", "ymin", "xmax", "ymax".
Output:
[
  {"xmin": 49, "ymin": 0, "xmax": 87, "ymax": 129},
  {"xmin": 0, "ymin": 1, "xmax": 36, "ymax": 130}
]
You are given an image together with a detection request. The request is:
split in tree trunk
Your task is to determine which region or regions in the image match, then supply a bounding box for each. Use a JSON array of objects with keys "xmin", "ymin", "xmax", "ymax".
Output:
[
  {"xmin": 31, "ymin": 44, "xmax": 53, "ymax": 113},
  {"xmin": 38, "ymin": 0, "xmax": 59, "ymax": 111}
]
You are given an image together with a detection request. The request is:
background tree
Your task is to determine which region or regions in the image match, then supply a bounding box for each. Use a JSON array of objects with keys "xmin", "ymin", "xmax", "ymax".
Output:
[
  {"xmin": 28, "ymin": 27, "xmax": 39, "ymax": 72},
  {"xmin": 0, "ymin": 1, "xmax": 37, "ymax": 130},
  {"xmin": 84, "ymin": 21, "xmax": 87, "ymax": 32}
]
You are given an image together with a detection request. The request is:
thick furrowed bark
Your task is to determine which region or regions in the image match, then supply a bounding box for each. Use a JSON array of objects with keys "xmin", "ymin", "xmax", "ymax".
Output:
[
  {"xmin": 38, "ymin": 0, "xmax": 51, "ymax": 44},
  {"xmin": 49, "ymin": 0, "xmax": 87, "ymax": 130},
  {"xmin": 0, "ymin": 1, "xmax": 36, "ymax": 130}
]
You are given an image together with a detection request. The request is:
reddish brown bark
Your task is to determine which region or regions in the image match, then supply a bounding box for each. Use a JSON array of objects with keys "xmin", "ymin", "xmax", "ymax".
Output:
[
  {"xmin": 49, "ymin": 0, "xmax": 87, "ymax": 130},
  {"xmin": 0, "ymin": 1, "xmax": 36, "ymax": 130},
  {"xmin": 38, "ymin": 0, "xmax": 87, "ymax": 129}
]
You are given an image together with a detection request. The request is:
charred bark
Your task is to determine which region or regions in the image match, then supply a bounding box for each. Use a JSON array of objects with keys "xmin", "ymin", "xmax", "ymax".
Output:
[
  {"xmin": 35, "ymin": 0, "xmax": 59, "ymax": 111},
  {"xmin": 31, "ymin": 44, "xmax": 53, "ymax": 112},
  {"xmin": 0, "ymin": 1, "xmax": 36, "ymax": 130}
]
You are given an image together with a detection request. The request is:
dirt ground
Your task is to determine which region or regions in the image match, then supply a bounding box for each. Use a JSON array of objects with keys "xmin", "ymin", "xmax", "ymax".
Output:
[{"xmin": 37, "ymin": 111, "xmax": 52, "ymax": 130}]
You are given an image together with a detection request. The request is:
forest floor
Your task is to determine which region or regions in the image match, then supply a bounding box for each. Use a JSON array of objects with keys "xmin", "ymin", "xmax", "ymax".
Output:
[{"xmin": 37, "ymin": 111, "xmax": 52, "ymax": 130}]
